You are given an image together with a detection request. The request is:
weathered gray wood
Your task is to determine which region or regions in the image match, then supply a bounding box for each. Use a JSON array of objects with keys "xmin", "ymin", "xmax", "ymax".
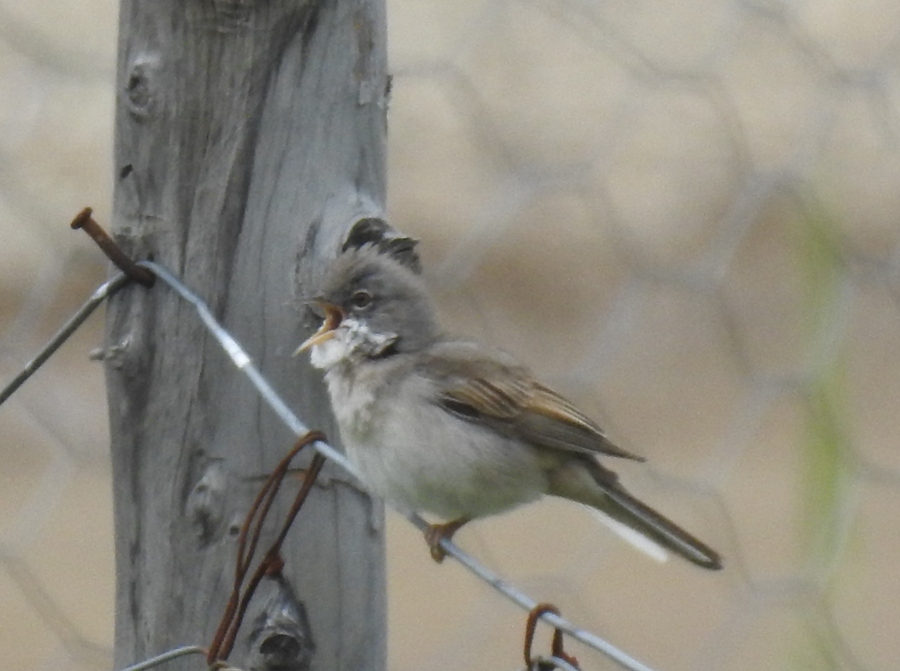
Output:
[{"xmin": 106, "ymin": 2, "xmax": 387, "ymax": 670}]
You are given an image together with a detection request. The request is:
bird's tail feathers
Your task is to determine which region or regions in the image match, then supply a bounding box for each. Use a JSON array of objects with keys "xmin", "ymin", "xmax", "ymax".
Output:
[
  {"xmin": 550, "ymin": 460, "xmax": 723, "ymax": 570},
  {"xmin": 596, "ymin": 484, "xmax": 723, "ymax": 570},
  {"xmin": 585, "ymin": 506, "xmax": 671, "ymax": 563}
]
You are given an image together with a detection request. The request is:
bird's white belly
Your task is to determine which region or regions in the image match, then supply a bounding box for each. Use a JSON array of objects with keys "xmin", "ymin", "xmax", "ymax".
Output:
[
  {"xmin": 323, "ymin": 358, "xmax": 548, "ymax": 520},
  {"xmin": 340, "ymin": 395, "xmax": 548, "ymax": 521}
]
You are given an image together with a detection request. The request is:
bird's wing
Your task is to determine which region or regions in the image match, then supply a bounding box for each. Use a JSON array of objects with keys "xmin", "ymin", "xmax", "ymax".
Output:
[{"xmin": 419, "ymin": 341, "xmax": 644, "ymax": 461}]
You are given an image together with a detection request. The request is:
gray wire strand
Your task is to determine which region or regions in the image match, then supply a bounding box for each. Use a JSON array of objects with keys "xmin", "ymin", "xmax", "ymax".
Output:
[
  {"xmin": 140, "ymin": 262, "xmax": 657, "ymax": 671},
  {"xmin": 118, "ymin": 645, "xmax": 207, "ymax": 671},
  {"xmin": 140, "ymin": 262, "xmax": 350, "ymax": 468},
  {"xmin": 0, "ymin": 273, "xmax": 132, "ymax": 406},
  {"xmin": 0, "ymin": 260, "xmax": 659, "ymax": 671}
]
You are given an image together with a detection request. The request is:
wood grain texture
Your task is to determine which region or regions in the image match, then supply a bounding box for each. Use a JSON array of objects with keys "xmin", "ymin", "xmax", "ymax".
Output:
[{"xmin": 106, "ymin": 1, "xmax": 387, "ymax": 669}]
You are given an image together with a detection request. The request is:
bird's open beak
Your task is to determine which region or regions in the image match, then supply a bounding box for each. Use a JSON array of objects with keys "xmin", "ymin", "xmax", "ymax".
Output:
[{"xmin": 293, "ymin": 301, "xmax": 345, "ymax": 356}]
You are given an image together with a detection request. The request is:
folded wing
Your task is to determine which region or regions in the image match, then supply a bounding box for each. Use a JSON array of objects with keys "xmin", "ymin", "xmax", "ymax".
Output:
[{"xmin": 420, "ymin": 341, "xmax": 643, "ymax": 461}]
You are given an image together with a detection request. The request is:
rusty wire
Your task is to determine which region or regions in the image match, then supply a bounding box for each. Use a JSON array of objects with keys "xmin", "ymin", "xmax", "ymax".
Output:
[
  {"xmin": 207, "ymin": 440, "xmax": 326, "ymax": 664},
  {"xmin": 523, "ymin": 604, "xmax": 581, "ymax": 671}
]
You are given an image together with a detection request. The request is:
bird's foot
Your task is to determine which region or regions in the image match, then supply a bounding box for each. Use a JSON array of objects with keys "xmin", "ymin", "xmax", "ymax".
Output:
[{"xmin": 424, "ymin": 518, "xmax": 468, "ymax": 563}]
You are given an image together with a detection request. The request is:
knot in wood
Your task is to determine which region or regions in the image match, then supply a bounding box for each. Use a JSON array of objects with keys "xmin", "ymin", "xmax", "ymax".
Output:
[
  {"xmin": 186, "ymin": 461, "xmax": 227, "ymax": 544},
  {"xmin": 247, "ymin": 578, "xmax": 314, "ymax": 671},
  {"xmin": 125, "ymin": 54, "xmax": 160, "ymax": 120}
]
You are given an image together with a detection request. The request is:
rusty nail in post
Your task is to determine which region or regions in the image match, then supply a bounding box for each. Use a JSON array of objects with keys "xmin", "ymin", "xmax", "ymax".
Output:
[{"xmin": 71, "ymin": 207, "xmax": 155, "ymax": 287}]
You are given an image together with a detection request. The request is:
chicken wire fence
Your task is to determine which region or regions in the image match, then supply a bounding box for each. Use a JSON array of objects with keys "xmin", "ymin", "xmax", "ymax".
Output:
[{"xmin": 1, "ymin": 1, "xmax": 899, "ymax": 671}]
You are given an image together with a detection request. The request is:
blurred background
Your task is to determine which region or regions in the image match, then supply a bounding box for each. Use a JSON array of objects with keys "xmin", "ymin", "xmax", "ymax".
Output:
[{"xmin": 2, "ymin": 1, "xmax": 899, "ymax": 670}]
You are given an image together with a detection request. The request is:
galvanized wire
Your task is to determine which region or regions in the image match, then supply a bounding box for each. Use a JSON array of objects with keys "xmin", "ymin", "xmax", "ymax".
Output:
[{"xmin": 0, "ymin": 259, "xmax": 657, "ymax": 671}]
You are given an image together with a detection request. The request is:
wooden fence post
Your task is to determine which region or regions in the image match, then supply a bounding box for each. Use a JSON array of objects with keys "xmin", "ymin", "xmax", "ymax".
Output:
[{"xmin": 105, "ymin": 2, "xmax": 388, "ymax": 669}]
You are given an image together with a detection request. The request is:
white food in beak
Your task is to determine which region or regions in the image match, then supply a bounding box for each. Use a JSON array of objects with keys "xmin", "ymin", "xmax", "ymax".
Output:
[{"xmin": 307, "ymin": 318, "xmax": 397, "ymax": 369}]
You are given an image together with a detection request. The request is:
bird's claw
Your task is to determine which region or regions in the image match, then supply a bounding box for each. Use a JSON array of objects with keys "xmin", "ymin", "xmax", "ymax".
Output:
[
  {"xmin": 424, "ymin": 526, "xmax": 448, "ymax": 563},
  {"xmin": 423, "ymin": 518, "xmax": 468, "ymax": 563}
]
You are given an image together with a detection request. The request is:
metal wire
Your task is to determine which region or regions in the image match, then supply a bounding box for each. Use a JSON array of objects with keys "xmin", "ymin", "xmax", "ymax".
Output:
[
  {"xmin": 0, "ymin": 260, "xmax": 660, "ymax": 671},
  {"xmin": 118, "ymin": 646, "xmax": 207, "ymax": 671},
  {"xmin": 0, "ymin": 273, "xmax": 132, "ymax": 406},
  {"xmin": 137, "ymin": 261, "xmax": 656, "ymax": 671}
]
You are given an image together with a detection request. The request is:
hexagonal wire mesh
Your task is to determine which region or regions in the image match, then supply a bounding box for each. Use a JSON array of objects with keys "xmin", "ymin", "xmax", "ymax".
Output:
[{"xmin": 2, "ymin": 1, "xmax": 899, "ymax": 670}]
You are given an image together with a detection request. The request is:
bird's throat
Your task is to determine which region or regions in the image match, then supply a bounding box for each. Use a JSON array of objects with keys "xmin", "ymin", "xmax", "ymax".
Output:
[{"xmin": 308, "ymin": 318, "xmax": 398, "ymax": 370}]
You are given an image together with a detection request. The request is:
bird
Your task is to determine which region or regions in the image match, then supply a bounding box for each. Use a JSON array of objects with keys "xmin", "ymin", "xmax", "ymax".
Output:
[{"xmin": 295, "ymin": 224, "xmax": 722, "ymax": 570}]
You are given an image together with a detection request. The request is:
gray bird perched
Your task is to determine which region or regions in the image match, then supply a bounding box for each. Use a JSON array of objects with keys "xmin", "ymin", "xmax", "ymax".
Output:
[{"xmin": 295, "ymin": 228, "xmax": 722, "ymax": 570}]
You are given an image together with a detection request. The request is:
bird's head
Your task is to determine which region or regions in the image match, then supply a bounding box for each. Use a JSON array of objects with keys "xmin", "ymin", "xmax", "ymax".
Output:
[{"xmin": 294, "ymin": 245, "xmax": 438, "ymax": 369}]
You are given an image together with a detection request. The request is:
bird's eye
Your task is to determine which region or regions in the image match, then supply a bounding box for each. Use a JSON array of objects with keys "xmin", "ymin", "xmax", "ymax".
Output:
[{"xmin": 351, "ymin": 289, "xmax": 373, "ymax": 309}]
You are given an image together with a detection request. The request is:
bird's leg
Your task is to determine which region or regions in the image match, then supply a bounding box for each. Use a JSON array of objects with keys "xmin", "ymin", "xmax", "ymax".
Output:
[{"xmin": 424, "ymin": 518, "xmax": 469, "ymax": 563}]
